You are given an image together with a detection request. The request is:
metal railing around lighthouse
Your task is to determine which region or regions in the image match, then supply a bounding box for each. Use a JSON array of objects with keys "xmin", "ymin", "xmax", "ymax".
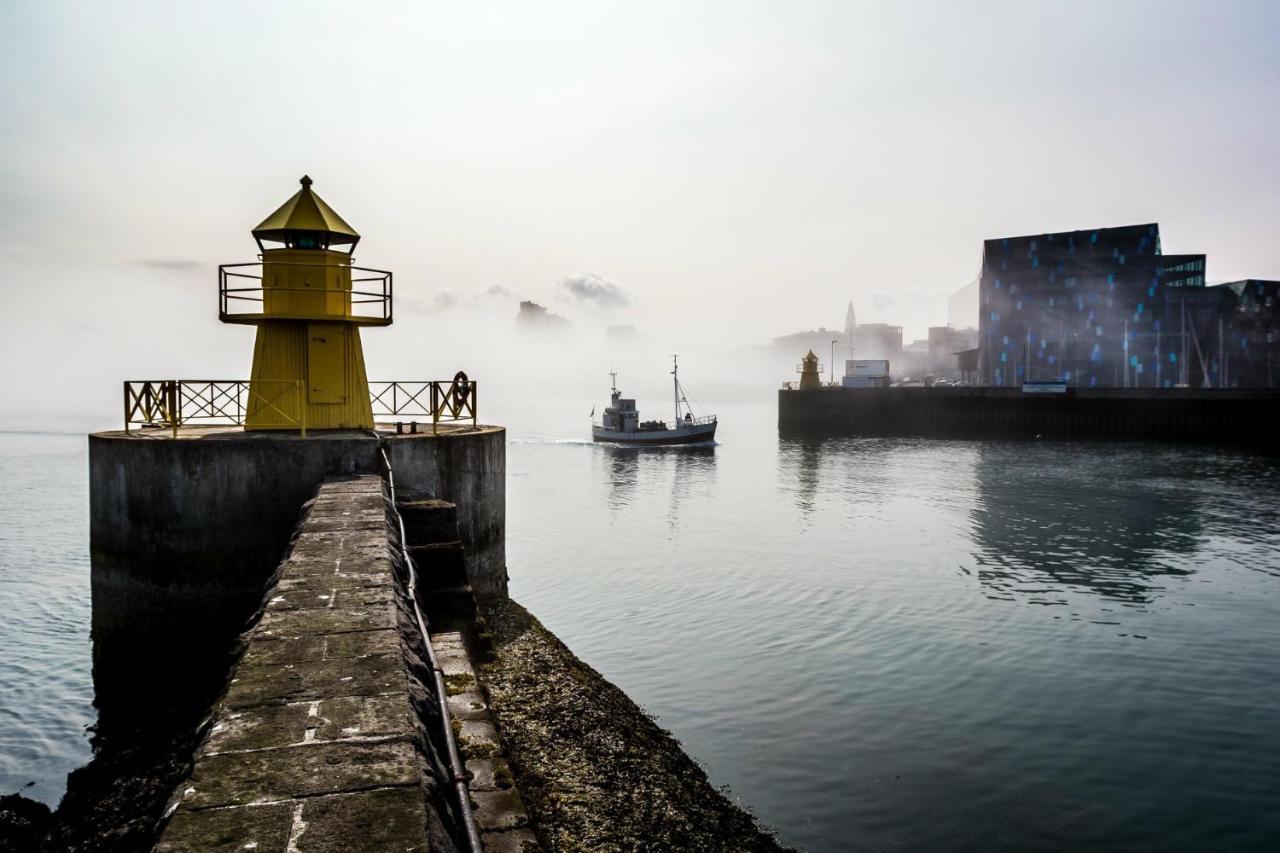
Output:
[
  {"xmin": 123, "ymin": 377, "xmax": 478, "ymax": 436},
  {"xmin": 218, "ymin": 262, "xmax": 393, "ymax": 325}
]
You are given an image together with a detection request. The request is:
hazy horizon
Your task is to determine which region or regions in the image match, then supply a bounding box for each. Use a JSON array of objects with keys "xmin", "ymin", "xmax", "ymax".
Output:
[{"xmin": 2, "ymin": 0, "xmax": 1278, "ymax": 420}]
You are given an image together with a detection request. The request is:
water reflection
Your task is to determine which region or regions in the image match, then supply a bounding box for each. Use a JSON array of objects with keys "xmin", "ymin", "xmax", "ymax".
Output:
[
  {"xmin": 668, "ymin": 446, "xmax": 716, "ymax": 529},
  {"xmin": 777, "ymin": 438, "xmax": 824, "ymax": 515},
  {"xmin": 776, "ymin": 437, "xmax": 906, "ymax": 521},
  {"xmin": 600, "ymin": 445, "xmax": 639, "ymax": 510},
  {"xmin": 967, "ymin": 445, "xmax": 1211, "ymax": 605},
  {"xmin": 599, "ymin": 444, "xmax": 717, "ymax": 524}
]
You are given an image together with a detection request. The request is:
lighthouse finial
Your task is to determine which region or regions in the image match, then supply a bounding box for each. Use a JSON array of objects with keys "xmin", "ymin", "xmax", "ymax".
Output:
[{"xmin": 300, "ymin": 175, "xmax": 313, "ymax": 188}]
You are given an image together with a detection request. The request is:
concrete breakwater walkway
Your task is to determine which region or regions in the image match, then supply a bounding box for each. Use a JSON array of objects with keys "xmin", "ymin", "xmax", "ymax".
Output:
[{"xmin": 154, "ymin": 476, "xmax": 530, "ymax": 852}]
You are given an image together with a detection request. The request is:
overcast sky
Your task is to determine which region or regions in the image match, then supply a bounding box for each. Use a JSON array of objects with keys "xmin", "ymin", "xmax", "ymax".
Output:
[{"xmin": 1, "ymin": 1, "xmax": 1277, "ymax": 419}]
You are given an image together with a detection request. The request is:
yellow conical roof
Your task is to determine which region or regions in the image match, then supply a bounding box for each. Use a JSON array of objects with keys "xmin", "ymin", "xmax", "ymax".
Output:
[{"xmin": 252, "ymin": 175, "xmax": 359, "ymax": 245}]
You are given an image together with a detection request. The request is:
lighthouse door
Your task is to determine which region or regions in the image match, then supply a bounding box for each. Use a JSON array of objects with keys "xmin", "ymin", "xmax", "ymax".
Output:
[{"xmin": 307, "ymin": 324, "xmax": 346, "ymax": 403}]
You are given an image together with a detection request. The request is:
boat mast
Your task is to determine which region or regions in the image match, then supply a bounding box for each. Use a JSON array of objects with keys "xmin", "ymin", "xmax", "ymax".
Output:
[
  {"xmin": 672, "ymin": 355, "xmax": 679, "ymax": 424},
  {"xmin": 610, "ymin": 369, "xmax": 618, "ymax": 396}
]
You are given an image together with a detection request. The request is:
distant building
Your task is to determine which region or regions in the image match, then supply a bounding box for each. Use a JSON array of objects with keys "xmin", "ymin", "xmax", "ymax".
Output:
[
  {"xmin": 927, "ymin": 326, "xmax": 979, "ymax": 376},
  {"xmin": 606, "ymin": 324, "xmax": 640, "ymax": 341},
  {"xmin": 1217, "ymin": 280, "xmax": 1280, "ymax": 388},
  {"xmin": 852, "ymin": 323, "xmax": 903, "ymax": 366},
  {"xmin": 978, "ymin": 223, "xmax": 1213, "ymax": 387},
  {"xmin": 516, "ymin": 300, "xmax": 569, "ymax": 329},
  {"xmin": 773, "ymin": 326, "xmax": 849, "ymax": 361},
  {"xmin": 948, "ymin": 280, "xmax": 979, "ymax": 330}
]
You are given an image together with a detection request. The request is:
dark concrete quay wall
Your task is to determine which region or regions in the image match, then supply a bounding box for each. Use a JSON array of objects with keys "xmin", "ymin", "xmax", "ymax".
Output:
[
  {"xmin": 89, "ymin": 424, "xmax": 506, "ymax": 611},
  {"xmin": 388, "ymin": 429, "xmax": 507, "ymax": 595},
  {"xmin": 88, "ymin": 425, "xmax": 506, "ymax": 736},
  {"xmin": 778, "ymin": 386, "xmax": 1280, "ymax": 444}
]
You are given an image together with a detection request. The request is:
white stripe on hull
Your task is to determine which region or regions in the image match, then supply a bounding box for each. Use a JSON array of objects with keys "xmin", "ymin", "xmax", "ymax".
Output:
[{"xmin": 591, "ymin": 423, "xmax": 717, "ymax": 445}]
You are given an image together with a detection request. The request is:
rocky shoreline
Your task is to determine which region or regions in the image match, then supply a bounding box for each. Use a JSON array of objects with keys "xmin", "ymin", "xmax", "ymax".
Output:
[{"xmin": 477, "ymin": 598, "xmax": 790, "ymax": 852}]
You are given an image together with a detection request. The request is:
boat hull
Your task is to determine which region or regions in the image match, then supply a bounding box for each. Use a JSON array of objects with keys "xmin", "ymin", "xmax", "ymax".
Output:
[{"xmin": 592, "ymin": 422, "xmax": 717, "ymax": 445}]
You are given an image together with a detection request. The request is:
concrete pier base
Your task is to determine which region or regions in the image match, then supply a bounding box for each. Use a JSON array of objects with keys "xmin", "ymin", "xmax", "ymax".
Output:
[{"xmin": 87, "ymin": 423, "xmax": 505, "ymax": 743}]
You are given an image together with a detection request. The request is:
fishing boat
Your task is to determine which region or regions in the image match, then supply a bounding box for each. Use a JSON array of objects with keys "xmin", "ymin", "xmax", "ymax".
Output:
[{"xmin": 592, "ymin": 356, "xmax": 717, "ymax": 445}]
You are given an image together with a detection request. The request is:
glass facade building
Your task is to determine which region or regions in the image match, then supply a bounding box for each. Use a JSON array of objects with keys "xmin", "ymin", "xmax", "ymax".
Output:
[{"xmin": 978, "ymin": 223, "xmax": 1215, "ymax": 388}]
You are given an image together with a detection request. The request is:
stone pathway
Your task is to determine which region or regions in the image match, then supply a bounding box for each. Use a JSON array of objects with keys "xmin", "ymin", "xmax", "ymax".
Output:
[{"xmin": 154, "ymin": 476, "xmax": 449, "ymax": 852}]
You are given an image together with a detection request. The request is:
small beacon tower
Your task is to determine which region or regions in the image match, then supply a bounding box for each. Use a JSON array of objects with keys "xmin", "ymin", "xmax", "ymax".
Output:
[
  {"xmin": 799, "ymin": 350, "xmax": 822, "ymax": 390},
  {"xmin": 223, "ymin": 176, "xmax": 389, "ymax": 430}
]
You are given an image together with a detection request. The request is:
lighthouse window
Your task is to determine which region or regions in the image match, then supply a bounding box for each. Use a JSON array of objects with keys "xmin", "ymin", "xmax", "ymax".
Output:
[{"xmin": 286, "ymin": 232, "xmax": 327, "ymax": 250}]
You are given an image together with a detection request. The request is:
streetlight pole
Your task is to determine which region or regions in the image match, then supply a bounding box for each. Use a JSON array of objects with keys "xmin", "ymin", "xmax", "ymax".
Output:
[{"xmin": 830, "ymin": 339, "xmax": 838, "ymax": 385}]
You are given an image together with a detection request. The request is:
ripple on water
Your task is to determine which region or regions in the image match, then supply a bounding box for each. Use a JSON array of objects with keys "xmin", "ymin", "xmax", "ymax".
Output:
[{"xmin": 0, "ymin": 432, "xmax": 94, "ymax": 805}]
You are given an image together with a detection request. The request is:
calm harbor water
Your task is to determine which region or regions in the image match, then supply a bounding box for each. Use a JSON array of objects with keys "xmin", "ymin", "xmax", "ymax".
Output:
[{"xmin": 3, "ymin": 401, "xmax": 1280, "ymax": 850}]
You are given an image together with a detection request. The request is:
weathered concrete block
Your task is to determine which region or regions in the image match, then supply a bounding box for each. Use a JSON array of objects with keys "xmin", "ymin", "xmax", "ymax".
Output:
[
  {"xmin": 324, "ymin": 629, "xmax": 400, "ymax": 660},
  {"xmin": 205, "ymin": 703, "xmax": 312, "ymax": 753},
  {"xmin": 296, "ymin": 787, "xmax": 431, "ymax": 852},
  {"xmin": 153, "ymin": 801, "xmax": 294, "ymax": 852},
  {"xmin": 470, "ymin": 788, "xmax": 529, "ymax": 832},
  {"xmin": 436, "ymin": 650, "xmax": 475, "ymax": 679},
  {"xmin": 184, "ymin": 741, "xmax": 419, "ymax": 808},
  {"xmin": 242, "ymin": 635, "xmax": 326, "ymax": 667},
  {"xmin": 480, "ymin": 828, "xmax": 541, "ymax": 853},
  {"xmin": 315, "ymin": 694, "xmax": 412, "ymax": 741},
  {"xmin": 224, "ymin": 653, "xmax": 407, "ymax": 707},
  {"xmin": 466, "ymin": 757, "xmax": 515, "ymax": 792},
  {"xmin": 257, "ymin": 602, "xmax": 396, "ymax": 637},
  {"xmin": 447, "ymin": 691, "xmax": 489, "ymax": 722},
  {"xmin": 458, "ymin": 720, "xmax": 500, "ymax": 755},
  {"xmin": 266, "ymin": 587, "xmax": 336, "ymax": 611}
]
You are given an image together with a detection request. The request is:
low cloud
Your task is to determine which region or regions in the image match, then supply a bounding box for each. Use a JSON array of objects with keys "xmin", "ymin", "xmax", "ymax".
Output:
[
  {"xmin": 404, "ymin": 284, "xmax": 517, "ymax": 314},
  {"xmin": 558, "ymin": 274, "xmax": 630, "ymax": 310},
  {"xmin": 135, "ymin": 258, "xmax": 204, "ymax": 271}
]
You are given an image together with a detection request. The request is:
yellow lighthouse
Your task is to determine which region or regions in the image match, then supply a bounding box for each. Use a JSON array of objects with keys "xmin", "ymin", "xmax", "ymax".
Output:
[
  {"xmin": 220, "ymin": 176, "xmax": 392, "ymax": 431},
  {"xmin": 798, "ymin": 350, "xmax": 822, "ymax": 390}
]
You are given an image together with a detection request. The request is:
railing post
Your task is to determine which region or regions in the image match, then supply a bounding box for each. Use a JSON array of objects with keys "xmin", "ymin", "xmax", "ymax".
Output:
[
  {"xmin": 431, "ymin": 382, "xmax": 440, "ymax": 435},
  {"xmin": 472, "ymin": 382, "xmax": 478, "ymax": 428},
  {"xmin": 123, "ymin": 382, "xmax": 130, "ymax": 432},
  {"xmin": 168, "ymin": 380, "xmax": 179, "ymax": 439}
]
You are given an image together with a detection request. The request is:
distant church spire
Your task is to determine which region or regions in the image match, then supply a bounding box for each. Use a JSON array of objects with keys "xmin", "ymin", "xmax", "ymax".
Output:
[{"xmin": 845, "ymin": 301, "xmax": 856, "ymax": 359}]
